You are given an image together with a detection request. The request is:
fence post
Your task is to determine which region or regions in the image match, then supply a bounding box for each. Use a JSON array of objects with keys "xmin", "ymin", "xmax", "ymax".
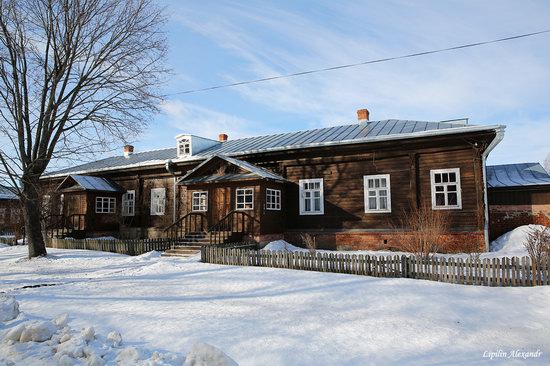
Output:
[{"xmin": 401, "ymin": 255, "xmax": 409, "ymax": 278}]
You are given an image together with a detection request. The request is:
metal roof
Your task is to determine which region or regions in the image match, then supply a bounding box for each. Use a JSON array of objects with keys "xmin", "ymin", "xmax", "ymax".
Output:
[
  {"xmin": 0, "ymin": 185, "xmax": 18, "ymax": 200},
  {"xmin": 486, "ymin": 163, "xmax": 550, "ymax": 188},
  {"xmin": 44, "ymin": 119, "xmax": 504, "ymax": 178},
  {"xmin": 179, "ymin": 155, "xmax": 287, "ymax": 184},
  {"xmin": 57, "ymin": 175, "xmax": 125, "ymax": 192}
]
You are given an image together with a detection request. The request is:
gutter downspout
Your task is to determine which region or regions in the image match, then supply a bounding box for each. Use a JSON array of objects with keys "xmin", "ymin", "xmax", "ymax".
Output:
[{"xmin": 481, "ymin": 126, "xmax": 506, "ymax": 251}]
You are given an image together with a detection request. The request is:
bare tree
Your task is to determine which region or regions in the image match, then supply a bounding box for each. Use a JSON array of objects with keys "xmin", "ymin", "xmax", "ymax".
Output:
[
  {"xmin": 0, "ymin": 0, "xmax": 167, "ymax": 258},
  {"xmin": 544, "ymin": 153, "xmax": 550, "ymax": 174},
  {"xmin": 300, "ymin": 233, "xmax": 317, "ymax": 254},
  {"xmin": 524, "ymin": 226, "xmax": 550, "ymax": 267},
  {"xmin": 394, "ymin": 201, "xmax": 451, "ymax": 258}
]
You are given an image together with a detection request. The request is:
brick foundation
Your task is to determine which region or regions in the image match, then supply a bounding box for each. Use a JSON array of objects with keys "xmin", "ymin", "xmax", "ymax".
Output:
[
  {"xmin": 284, "ymin": 230, "xmax": 485, "ymax": 253},
  {"xmin": 489, "ymin": 204, "xmax": 550, "ymax": 240}
]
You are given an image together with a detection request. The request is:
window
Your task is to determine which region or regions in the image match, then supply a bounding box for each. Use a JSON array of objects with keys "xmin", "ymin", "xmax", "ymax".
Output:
[
  {"xmin": 430, "ymin": 168, "xmax": 462, "ymax": 209},
  {"xmin": 192, "ymin": 191, "xmax": 208, "ymax": 212},
  {"xmin": 266, "ymin": 188, "xmax": 281, "ymax": 210},
  {"xmin": 96, "ymin": 197, "xmax": 116, "ymax": 214},
  {"xmin": 122, "ymin": 190, "xmax": 135, "ymax": 217},
  {"xmin": 236, "ymin": 188, "xmax": 254, "ymax": 210},
  {"xmin": 364, "ymin": 174, "xmax": 391, "ymax": 213},
  {"xmin": 299, "ymin": 178, "xmax": 324, "ymax": 215},
  {"xmin": 178, "ymin": 137, "xmax": 191, "ymax": 157},
  {"xmin": 59, "ymin": 193, "xmax": 64, "ymax": 215},
  {"xmin": 150, "ymin": 188, "xmax": 166, "ymax": 215}
]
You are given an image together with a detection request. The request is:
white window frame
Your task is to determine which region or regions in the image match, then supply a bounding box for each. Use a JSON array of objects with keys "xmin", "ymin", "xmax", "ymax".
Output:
[
  {"xmin": 430, "ymin": 168, "xmax": 462, "ymax": 210},
  {"xmin": 299, "ymin": 178, "xmax": 324, "ymax": 215},
  {"xmin": 192, "ymin": 191, "xmax": 208, "ymax": 212},
  {"xmin": 96, "ymin": 197, "xmax": 116, "ymax": 214},
  {"xmin": 236, "ymin": 188, "xmax": 254, "ymax": 211},
  {"xmin": 363, "ymin": 174, "xmax": 391, "ymax": 213},
  {"xmin": 150, "ymin": 188, "xmax": 166, "ymax": 216},
  {"xmin": 266, "ymin": 188, "xmax": 281, "ymax": 211},
  {"xmin": 177, "ymin": 137, "xmax": 191, "ymax": 157},
  {"xmin": 122, "ymin": 190, "xmax": 135, "ymax": 217}
]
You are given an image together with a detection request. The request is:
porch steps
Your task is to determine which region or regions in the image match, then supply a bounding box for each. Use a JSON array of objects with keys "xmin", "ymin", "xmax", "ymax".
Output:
[
  {"xmin": 162, "ymin": 245, "xmax": 202, "ymax": 258},
  {"xmin": 160, "ymin": 230, "xmax": 237, "ymax": 257}
]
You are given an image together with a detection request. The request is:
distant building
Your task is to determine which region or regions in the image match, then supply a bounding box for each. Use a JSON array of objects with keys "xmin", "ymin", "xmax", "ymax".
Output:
[
  {"xmin": 487, "ymin": 163, "xmax": 550, "ymax": 240},
  {"xmin": 0, "ymin": 185, "xmax": 22, "ymax": 234},
  {"xmin": 39, "ymin": 108, "xmax": 506, "ymax": 252}
]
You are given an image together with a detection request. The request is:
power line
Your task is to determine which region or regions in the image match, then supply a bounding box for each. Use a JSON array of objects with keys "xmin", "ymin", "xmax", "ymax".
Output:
[{"xmin": 166, "ymin": 29, "xmax": 550, "ymax": 96}]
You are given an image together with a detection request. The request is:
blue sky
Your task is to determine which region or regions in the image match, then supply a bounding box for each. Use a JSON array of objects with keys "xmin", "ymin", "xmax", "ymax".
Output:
[{"xmin": 138, "ymin": 0, "xmax": 550, "ymax": 165}]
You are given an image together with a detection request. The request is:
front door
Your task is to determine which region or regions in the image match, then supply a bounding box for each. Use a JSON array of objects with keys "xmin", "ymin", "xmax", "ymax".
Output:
[{"xmin": 211, "ymin": 187, "xmax": 232, "ymax": 225}]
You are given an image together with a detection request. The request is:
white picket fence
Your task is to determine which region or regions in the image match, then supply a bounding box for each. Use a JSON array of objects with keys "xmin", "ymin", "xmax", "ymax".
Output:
[{"xmin": 201, "ymin": 247, "xmax": 550, "ymax": 287}]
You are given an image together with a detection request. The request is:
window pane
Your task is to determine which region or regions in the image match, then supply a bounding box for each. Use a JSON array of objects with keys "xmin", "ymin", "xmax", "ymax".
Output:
[
  {"xmin": 374, "ymin": 179, "xmax": 380, "ymax": 188},
  {"xmin": 368, "ymin": 191, "xmax": 376, "ymax": 197},
  {"xmin": 305, "ymin": 199, "xmax": 311, "ymax": 212},
  {"xmin": 368, "ymin": 197, "xmax": 377, "ymax": 209},
  {"xmin": 380, "ymin": 179, "xmax": 387, "ymax": 188},
  {"xmin": 380, "ymin": 197, "xmax": 387, "ymax": 209},
  {"xmin": 368, "ymin": 180, "xmax": 374, "ymax": 188},
  {"xmin": 435, "ymin": 193, "xmax": 446, "ymax": 206},
  {"xmin": 448, "ymin": 192, "xmax": 458, "ymax": 206},
  {"xmin": 447, "ymin": 185, "xmax": 457, "ymax": 192},
  {"xmin": 442, "ymin": 173, "xmax": 449, "ymax": 183},
  {"xmin": 379, "ymin": 190, "xmax": 387, "ymax": 197},
  {"xmin": 314, "ymin": 198, "xmax": 321, "ymax": 211},
  {"xmin": 449, "ymin": 172, "xmax": 456, "ymax": 182},
  {"xmin": 435, "ymin": 174, "xmax": 442, "ymax": 183},
  {"xmin": 435, "ymin": 186, "xmax": 444, "ymax": 192}
]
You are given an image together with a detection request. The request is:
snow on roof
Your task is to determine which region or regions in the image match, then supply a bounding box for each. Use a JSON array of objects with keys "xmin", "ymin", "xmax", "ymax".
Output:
[
  {"xmin": 57, "ymin": 175, "xmax": 125, "ymax": 192},
  {"xmin": 0, "ymin": 185, "xmax": 17, "ymax": 200},
  {"xmin": 486, "ymin": 162, "xmax": 550, "ymax": 188},
  {"xmin": 44, "ymin": 119, "xmax": 504, "ymax": 178}
]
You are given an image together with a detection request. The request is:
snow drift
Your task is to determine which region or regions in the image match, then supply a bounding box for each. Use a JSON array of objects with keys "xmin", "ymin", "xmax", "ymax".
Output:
[
  {"xmin": 0, "ymin": 296, "xmax": 238, "ymax": 365},
  {"xmin": 489, "ymin": 224, "xmax": 548, "ymax": 256}
]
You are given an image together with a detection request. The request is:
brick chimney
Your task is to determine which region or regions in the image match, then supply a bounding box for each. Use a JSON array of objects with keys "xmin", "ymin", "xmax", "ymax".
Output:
[
  {"xmin": 357, "ymin": 108, "xmax": 370, "ymax": 122},
  {"xmin": 218, "ymin": 133, "xmax": 228, "ymax": 142},
  {"xmin": 123, "ymin": 144, "xmax": 134, "ymax": 158}
]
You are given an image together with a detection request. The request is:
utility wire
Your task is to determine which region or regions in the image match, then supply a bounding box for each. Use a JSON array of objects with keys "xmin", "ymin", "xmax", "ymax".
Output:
[{"xmin": 166, "ymin": 29, "xmax": 550, "ymax": 96}]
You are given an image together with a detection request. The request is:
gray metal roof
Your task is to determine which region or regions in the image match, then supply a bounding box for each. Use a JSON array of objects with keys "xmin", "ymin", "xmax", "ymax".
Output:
[
  {"xmin": 0, "ymin": 185, "xmax": 18, "ymax": 200},
  {"xmin": 487, "ymin": 163, "xmax": 550, "ymax": 188},
  {"xmin": 179, "ymin": 155, "xmax": 287, "ymax": 184},
  {"xmin": 57, "ymin": 175, "xmax": 125, "ymax": 192},
  {"xmin": 44, "ymin": 119, "xmax": 503, "ymax": 177}
]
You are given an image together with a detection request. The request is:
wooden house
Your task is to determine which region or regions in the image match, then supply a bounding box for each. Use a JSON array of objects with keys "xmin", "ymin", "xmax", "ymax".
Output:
[
  {"xmin": 40, "ymin": 109, "xmax": 506, "ymax": 252},
  {"xmin": 0, "ymin": 185, "xmax": 22, "ymax": 235},
  {"xmin": 487, "ymin": 162, "xmax": 550, "ymax": 240}
]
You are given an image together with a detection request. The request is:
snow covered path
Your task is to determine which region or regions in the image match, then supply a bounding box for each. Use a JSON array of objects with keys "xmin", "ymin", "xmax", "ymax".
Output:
[{"xmin": 1, "ymin": 246, "xmax": 549, "ymax": 365}]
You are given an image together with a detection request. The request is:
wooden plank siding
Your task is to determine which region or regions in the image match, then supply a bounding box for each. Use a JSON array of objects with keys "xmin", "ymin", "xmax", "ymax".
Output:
[{"xmin": 38, "ymin": 130, "xmax": 497, "ymax": 247}]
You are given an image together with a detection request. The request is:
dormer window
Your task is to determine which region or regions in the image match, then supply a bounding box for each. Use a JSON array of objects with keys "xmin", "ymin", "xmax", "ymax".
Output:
[
  {"xmin": 175, "ymin": 134, "xmax": 221, "ymax": 158},
  {"xmin": 178, "ymin": 137, "xmax": 191, "ymax": 157}
]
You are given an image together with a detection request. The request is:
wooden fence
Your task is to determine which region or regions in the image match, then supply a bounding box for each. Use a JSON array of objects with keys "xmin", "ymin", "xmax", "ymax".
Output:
[
  {"xmin": 201, "ymin": 247, "xmax": 550, "ymax": 287},
  {"xmin": 0, "ymin": 236, "xmax": 17, "ymax": 245},
  {"xmin": 46, "ymin": 237, "xmax": 178, "ymax": 256}
]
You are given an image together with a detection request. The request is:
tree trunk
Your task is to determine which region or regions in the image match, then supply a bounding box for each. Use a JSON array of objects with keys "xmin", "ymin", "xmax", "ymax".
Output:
[{"xmin": 22, "ymin": 179, "xmax": 48, "ymax": 258}]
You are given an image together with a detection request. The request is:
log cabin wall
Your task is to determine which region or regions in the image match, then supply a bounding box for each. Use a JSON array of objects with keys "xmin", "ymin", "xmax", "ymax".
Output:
[
  {"xmin": 488, "ymin": 187, "xmax": 550, "ymax": 240},
  {"xmin": 38, "ymin": 130, "xmax": 497, "ymax": 251}
]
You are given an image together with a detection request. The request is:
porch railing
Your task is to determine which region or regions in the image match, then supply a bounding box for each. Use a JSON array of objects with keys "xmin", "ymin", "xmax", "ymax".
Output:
[
  {"xmin": 43, "ymin": 214, "xmax": 86, "ymax": 238},
  {"xmin": 163, "ymin": 212, "xmax": 208, "ymax": 239},
  {"xmin": 208, "ymin": 210, "xmax": 260, "ymax": 245}
]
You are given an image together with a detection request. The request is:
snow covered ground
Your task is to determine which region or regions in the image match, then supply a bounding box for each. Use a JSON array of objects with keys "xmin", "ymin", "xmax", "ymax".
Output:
[{"xmin": 1, "ymin": 244, "xmax": 549, "ymax": 365}]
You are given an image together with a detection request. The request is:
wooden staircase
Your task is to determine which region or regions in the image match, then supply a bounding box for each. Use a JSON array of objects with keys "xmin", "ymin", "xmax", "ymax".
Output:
[
  {"xmin": 162, "ymin": 210, "xmax": 260, "ymax": 258},
  {"xmin": 162, "ymin": 231, "xmax": 234, "ymax": 257}
]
